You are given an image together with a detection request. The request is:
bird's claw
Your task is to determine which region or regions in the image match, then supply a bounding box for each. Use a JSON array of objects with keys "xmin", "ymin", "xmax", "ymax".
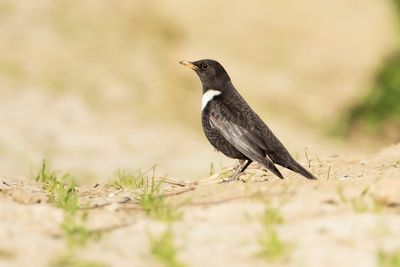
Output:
[{"xmin": 220, "ymin": 172, "xmax": 244, "ymax": 183}]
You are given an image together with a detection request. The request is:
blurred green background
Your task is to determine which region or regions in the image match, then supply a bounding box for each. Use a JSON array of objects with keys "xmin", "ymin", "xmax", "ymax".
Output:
[
  {"xmin": 0, "ymin": 0, "xmax": 398, "ymax": 182},
  {"xmin": 335, "ymin": 0, "xmax": 400, "ymax": 140}
]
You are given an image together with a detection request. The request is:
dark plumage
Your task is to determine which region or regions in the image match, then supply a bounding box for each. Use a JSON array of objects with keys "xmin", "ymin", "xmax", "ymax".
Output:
[{"xmin": 180, "ymin": 59, "xmax": 316, "ymax": 181}]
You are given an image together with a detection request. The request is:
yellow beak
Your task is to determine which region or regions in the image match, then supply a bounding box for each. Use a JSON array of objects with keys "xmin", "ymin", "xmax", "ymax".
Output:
[{"xmin": 179, "ymin": 61, "xmax": 199, "ymax": 71}]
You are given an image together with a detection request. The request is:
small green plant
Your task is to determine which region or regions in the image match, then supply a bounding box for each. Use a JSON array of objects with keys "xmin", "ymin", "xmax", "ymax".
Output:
[
  {"xmin": 378, "ymin": 249, "xmax": 400, "ymax": 267},
  {"xmin": 111, "ymin": 170, "xmax": 145, "ymax": 190},
  {"xmin": 352, "ymin": 182, "xmax": 383, "ymax": 213},
  {"xmin": 138, "ymin": 175, "xmax": 181, "ymax": 222},
  {"xmin": 304, "ymin": 148, "xmax": 311, "ymax": 169},
  {"xmin": 57, "ymin": 180, "xmax": 79, "ymax": 214},
  {"xmin": 258, "ymin": 206, "xmax": 289, "ymax": 262},
  {"xmin": 351, "ymin": 195, "xmax": 382, "ymax": 213},
  {"xmin": 35, "ymin": 161, "xmax": 104, "ymax": 265},
  {"xmin": 35, "ymin": 161, "xmax": 79, "ymax": 214},
  {"xmin": 336, "ymin": 182, "xmax": 383, "ymax": 213},
  {"xmin": 335, "ymin": 184, "xmax": 348, "ymax": 203},
  {"xmin": 150, "ymin": 228, "xmax": 187, "ymax": 267},
  {"xmin": 351, "ymin": 197, "xmax": 370, "ymax": 213},
  {"xmin": 258, "ymin": 227, "xmax": 287, "ymax": 261},
  {"xmin": 261, "ymin": 207, "xmax": 284, "ymax": 225},
  {"xmin": 61, "ymin": 214, "xmax": 100, "ymax": 247},
  {"xmin": 209, "ymin": 162, "xmax": 215, "ymax": 176},
  {"xmin": 35, "ymin": 160, "xmax": 57, "ymax": 184},
  {"xmin": 112, "ymin": 167, "xmax": 182, "ymax": 221},
  {"xmin": 51, "ymin": 252, "xmax": 107, "ymax": 267},
  {"xmin": 0, "ymin": 248, "xmax": 14, "ymax": 259},
  {"xmin": 35, "ymin": 161, "xmax": 99, "ymax": 245}
]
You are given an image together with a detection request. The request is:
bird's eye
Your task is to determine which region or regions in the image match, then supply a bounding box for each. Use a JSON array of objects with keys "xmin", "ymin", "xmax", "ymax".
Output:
[{"xmin": 201, "ymin": 63, "xmax": 208, "ymax": 70}]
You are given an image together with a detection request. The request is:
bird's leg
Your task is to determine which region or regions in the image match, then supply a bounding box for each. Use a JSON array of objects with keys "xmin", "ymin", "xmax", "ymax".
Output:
[
  {"xmin": 239, "ymin": 159, "xmax": 252, "ymax": 173},
  {"xmin": 223, "ymin": 159, "xmax": 252, "ymax": 183},
  {"xmin": 231, "ymin": 160, "xmax": 246, "ymax": 180}
]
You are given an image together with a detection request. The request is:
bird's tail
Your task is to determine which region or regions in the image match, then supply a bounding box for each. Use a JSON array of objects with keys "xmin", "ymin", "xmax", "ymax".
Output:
[
  {"xmin": 261, "ymin": 157, "xmax": 284, "ymax": 179},
  {"xmin": 285, "ymin": 159, "xmax": 317, "ymax": 180}
]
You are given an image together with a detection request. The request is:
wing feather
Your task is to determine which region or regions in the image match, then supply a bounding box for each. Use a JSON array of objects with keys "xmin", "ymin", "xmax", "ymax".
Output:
[{"xmin": 209, "ymin": 102, "xmax": 283, "ymax": 178}]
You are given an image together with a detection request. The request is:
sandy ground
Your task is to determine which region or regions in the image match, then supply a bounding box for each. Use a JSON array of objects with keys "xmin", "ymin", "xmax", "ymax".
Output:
[{"xmin": 1, "ymin": 144, "xmax": 399, "ymax": 267}]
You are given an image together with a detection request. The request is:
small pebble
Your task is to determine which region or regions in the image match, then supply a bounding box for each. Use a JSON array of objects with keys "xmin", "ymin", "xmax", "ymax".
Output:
[{"xmin": 338, "ymin": 175, "xmax": 350, "ymax": 181}]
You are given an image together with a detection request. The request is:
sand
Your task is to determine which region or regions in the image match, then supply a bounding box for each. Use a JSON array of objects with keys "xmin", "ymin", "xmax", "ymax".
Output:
[{"xmin": 1, "ymin": 144, "xmax": 399, "ymax": 267}]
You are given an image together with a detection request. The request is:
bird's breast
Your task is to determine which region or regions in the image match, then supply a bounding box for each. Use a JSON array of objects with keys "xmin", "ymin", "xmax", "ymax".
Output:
[{"xmin": 202, "ymin": 89, "xmax": 221, "ymax": 111}]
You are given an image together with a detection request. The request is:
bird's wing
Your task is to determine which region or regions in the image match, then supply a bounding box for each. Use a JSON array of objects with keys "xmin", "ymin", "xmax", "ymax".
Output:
[{"xmin": 209, "ymin": 102, "xmax": 283, "ymax": 178}]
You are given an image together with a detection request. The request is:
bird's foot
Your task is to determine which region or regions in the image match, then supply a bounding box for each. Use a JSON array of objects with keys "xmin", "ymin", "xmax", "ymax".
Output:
[
  {"xmin": 221, "ymin": 171, "xmax": 244, "ymax": 183},
  {"xmin": 220, "ymin": 177, "xmax": 236, "ymax": 183},
  {"xmin": 220, "ymin": 160, "xmax": 250, "ymax": 183}
]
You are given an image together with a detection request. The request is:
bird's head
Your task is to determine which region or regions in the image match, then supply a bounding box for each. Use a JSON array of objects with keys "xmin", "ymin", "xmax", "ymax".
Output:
[{"xmin": 179, "ymin": 59, "xmax": 231, "ymax": 92}]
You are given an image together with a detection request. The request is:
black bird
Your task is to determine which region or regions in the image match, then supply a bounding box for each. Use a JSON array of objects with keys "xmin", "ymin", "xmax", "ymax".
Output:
[{"xmin": 179, "ymin": 59, "xmax": 316, "ymax": 181}]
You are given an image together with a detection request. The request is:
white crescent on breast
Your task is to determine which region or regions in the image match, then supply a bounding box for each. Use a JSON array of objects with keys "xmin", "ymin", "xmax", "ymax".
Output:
[{"xmin": 202, "ymin": 89, "xmax": 221, "ymax": 110}]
